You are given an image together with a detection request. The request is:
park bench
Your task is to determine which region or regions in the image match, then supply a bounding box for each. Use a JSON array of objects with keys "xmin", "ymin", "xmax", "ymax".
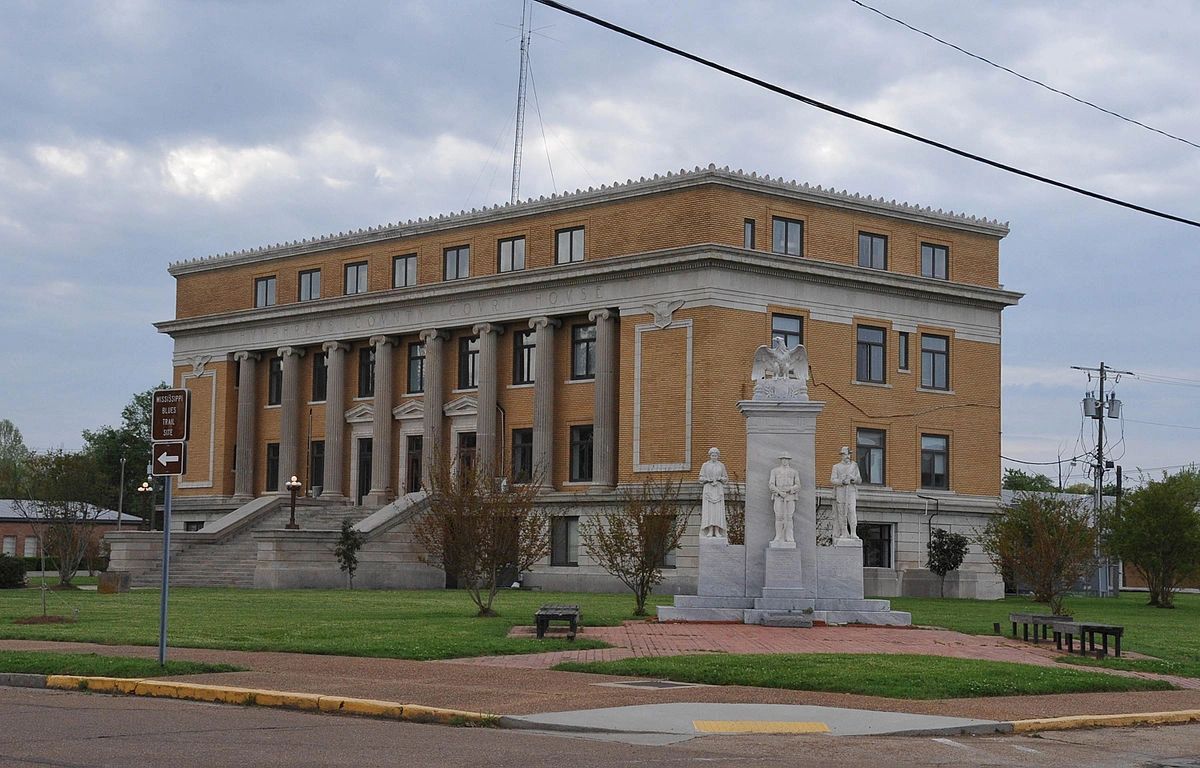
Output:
[
  {"xmin": 535, "ymin": 604, "xmax": 581, "ymax": 641},
  {"xmin": 1009, "ymin": 612, "xmax": 1072, "ymax": 644},
  {"xmin": 1051, "ymin": 621, "xmax": 1124, "ymax": 658}
]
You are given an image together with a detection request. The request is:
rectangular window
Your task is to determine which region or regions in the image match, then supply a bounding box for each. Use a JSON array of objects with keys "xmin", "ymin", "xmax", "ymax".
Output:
[
  {"xmin": 771, "ymin": 216, "xmax": 803, "ymax": 256},
  {"xmin": 551, "ymin": 516, "xmax": 580, "ymax": 566},
  {"xmin": 555, "ymin": 226, "xmax": 585, "ymax": 264},
  {"xmin": 254, "ymin": 276, "xmax": 277, "ymax": 308},
  {"xmin": 513, "ymin": 330, "xmax": 536, "ymax": 385},
  {"xmin": 184, "ymin": 521, "xmax": 204, "ymax": 532},
  {"xmin": 743, "ymin": 218, "xmax": 756, "ymax": 249},
  {"xmin": 898, "ymin": 331, "xmax": 910, "ymax": 371},
  {"xmin": 921, "ymin": 334, "xmax": 950, "ymax": 390},
  {"xmin": 267, "ymin": 356, "xmax": 283, "ymax": 406},
  {"xmin": 569, "ymin": 425, "xmax": 594, "ymax": 482},
  {"xmin": 298, "ymin": 269, "xmax": 321, "ymax": 301},
  {"xmin": 344, "ymin": 261, "xmax": 369, "ymax": 295},
  {"xmin": 405, "ymin": 435, "xmax": 423, "ymax": 494},
  {"xmin": 358, "ymin": 347, "xmax": 375, "ymax": 398},
  {"xmin": 570, "ymin": 324, "xmax": 596, "ymax": 380},
  {"xmin": 457, "ymin": 432, "xmax": 477, "ymax": 472},
  {"xmin": 858, "ymin": 523, "xmax": 893, "ymax": 568},
  {"xmin": 311, "ymin": 351, "xmax": 328, "ymax": 402},
  {"xmin": 265, "ymin": 443, "xmax": 280, "ymax": 492},
  {"xmin": 407, "ymin": 342, "xmax": 425, "ymax": 394},
  {"xmin": 444, "ymin": 245, "xmax": 470, "ymax": 280},
  {"xmin": 458, "ymin": 336, "xmax": 479, "ymax": 389},
  {"xmin": 498, "ymin": 236, "xmax": 526, "ymax": 273},
  {"xmin": 771, "ymin": 313, "xmax": 803, "ymax": 348},
  {"xmin": 858, "ymin": 232, "xmax": 887, "ymax": 270},
  {"xmin": 393, "ymin": 254, "xmax": 417, "ymax": 288},
  {"xmin": 855, "ymin": 326, "xmax": 886, "ymax": 384},
  {"xmin": 1, "ymin": 536, "xmax": 15, "ymax": 556},
  {"xmin": 512, "ymin": 428, "xmax": 534, "ymax": 483},
  {"xmin": 856, "ymin": 428, "xmax": 886, "ymax": 485},
  {"xmin": 22, "ymin": 535, "xmax": 38, "ymax": 558},
  {"xmin": 921, "ymin": 434, "xmax": 950, "ymax": 489},
  {"xmin": 310, "ymin": 440, "xmax": 325, "ymax": 491},
  {"xmin": 921, "ymin": 242, "xmax": 949, "ymax": 279}
]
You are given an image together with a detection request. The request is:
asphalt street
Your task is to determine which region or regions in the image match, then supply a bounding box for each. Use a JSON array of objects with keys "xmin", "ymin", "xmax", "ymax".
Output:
[{"xmin": 4, "ymin": 687, "xmax": 1200, "ymax": 768}]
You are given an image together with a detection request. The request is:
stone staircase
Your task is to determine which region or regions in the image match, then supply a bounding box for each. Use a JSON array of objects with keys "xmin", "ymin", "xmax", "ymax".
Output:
[{"xmin": 148, "ymin": 502, "xmax": 371, "ymax": 588}]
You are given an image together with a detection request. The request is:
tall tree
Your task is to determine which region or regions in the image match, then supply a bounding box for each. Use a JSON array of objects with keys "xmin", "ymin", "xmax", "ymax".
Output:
[
  {"xmin": 0, "ymin": 419, "xmax": 29, "ymax": 498},
  {"xmin": 81, "ymin": 384, "xmax": 166, "ymax": 513},
  {"xmin": 15, "ymin": 450, "xmax": 109, "ymax": 586},
  {"xmin": 1107, "ymin": 468, "xmax": 1200, "ymax": 609},
  {"xmin": 1002, "ymin": 468, "xmax": 1057, "ymax": 493}
]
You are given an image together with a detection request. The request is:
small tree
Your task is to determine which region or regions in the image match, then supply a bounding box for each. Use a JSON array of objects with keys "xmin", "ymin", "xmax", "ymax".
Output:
[
  {"xmin": 1002, "ymin": 468, "xmax": 1057, "ymax": 493},
  {"xmin": 582, "ymin": 475, "xmax": 693, "ymax": 616},
  {"xmin": 980, "ymin": 493, "xmax": 1097, "ymax": 615},
  {"xmin": 335, "ymin": 520, "xmax": 368, "ymax": 589},
  {"xmin": 412, "ymin": 455, "xmax": 549, "ymax": 617},
  {"xmin": 15, "ymin": 450, "xmax": 109, "ymax": 587},
  {"xmin": 1107, "ymin": 468, "xmax": 1200, "ymax": 609},
  {"xmin": 927, "ymin": 527, "xmax": 970, "ymax": 598}
]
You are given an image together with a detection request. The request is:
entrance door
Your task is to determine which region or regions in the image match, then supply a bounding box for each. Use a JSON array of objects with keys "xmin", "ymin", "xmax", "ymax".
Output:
[
  {"xmin": 356, "ymin": 437, "xmax": 373, "ymax": 505},
  {"xmin": 406, "ymin": 435, "xmax": 423, "ymax": 493}
]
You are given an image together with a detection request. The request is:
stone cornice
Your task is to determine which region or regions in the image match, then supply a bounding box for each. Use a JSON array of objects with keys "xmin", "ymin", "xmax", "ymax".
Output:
[
  {"xmin": 167, "ymin": 165, "xmax": 1010, "ymax": 276},
  {"xmin": 157, "ymin": 244, "xmax": 1022, "ymax": 339}
]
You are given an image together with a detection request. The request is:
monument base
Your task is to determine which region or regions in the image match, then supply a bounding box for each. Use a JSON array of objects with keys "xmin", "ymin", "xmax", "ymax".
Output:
[{"xmin": 697, "ymin": 536, "xmax": 746, "ymax": 597}]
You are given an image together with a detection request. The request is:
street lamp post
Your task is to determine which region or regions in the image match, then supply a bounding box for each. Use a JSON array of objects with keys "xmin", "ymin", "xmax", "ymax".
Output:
[
  {"xmin": 117, "ymin": 456, "xmax": 127, "ymax": 531},
  {"xmin": 137, "ymin": 480, "xmax": 153, "ymax": 530},
  {"xmin": 285, "ymin": 475, "xmax": 302, "ymax": 530}
]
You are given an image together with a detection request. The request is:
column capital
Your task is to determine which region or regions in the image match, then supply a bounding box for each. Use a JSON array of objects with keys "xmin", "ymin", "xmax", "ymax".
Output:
[
  {"xmin": 233, "ymin": 350, "xmax": 260, "ymax": 363},
  {"xmin": 529, "ymin": 316, "xmax": 561, "ymax": 331},
  {"xmin": 321, "ymin": 340, "xmax": 349, "ymax": 355},
  {"xmin": 587, "ymin": 308, "xmax": 615, "ymax": 323},
  {"xmin": 471, "ymin": 322, "xmax": 503, "ymax": 337},
  {"xmin": 369, "ymin": 335, "xmax": 397, "ymax": 348},
  {"xmin": 419, "ymin": 328, "xmax": 449, "ymax": 343},
  {"xmin": 277, "ymin": 346, "xmax": 306, "ymax": 358}
]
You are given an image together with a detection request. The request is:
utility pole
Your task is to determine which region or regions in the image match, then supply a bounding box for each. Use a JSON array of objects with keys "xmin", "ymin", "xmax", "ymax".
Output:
[
  {"xmin": 510, "ymin": 0, "xmax": 533, "ymax": 204},
  {"xmin": 1071, "ymin": 361, "xmax": 1132, "ymax": 595}
]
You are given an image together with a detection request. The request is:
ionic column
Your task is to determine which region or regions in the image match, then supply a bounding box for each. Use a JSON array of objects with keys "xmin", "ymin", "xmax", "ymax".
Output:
[
  {"xmin": 530, "ymin": 316, "xmax": 560, "ymax": 488},
  {"xmin": 589, "ymin": 309, "xmax": 618, "ymax": 489},
  {"xmin": 320, "ymin": 341, "xmax": 349, "ymax": 499},
  {"xmin": 419, "ymin": 329, "xmax": 448, "ymax": 487},
  {"xmin": 472, "ymin": 323, "xmax": 502, "ymax": 479},
  {"xmin": 232, "ymin": 351, "xmax": 260, "ymax": 500},
  {"xmin": 364, "ymin": 335, "xmax": 396, "ymax": 506},
  {"xmin": 276, "ymin": 346, "xmax": 305, "ymax": 490}
]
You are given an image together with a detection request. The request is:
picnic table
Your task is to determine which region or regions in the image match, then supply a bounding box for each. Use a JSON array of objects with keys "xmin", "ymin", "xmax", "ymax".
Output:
[{"xmin": 535, "ymin": 604, "xmax": 581, "ymax": 641}]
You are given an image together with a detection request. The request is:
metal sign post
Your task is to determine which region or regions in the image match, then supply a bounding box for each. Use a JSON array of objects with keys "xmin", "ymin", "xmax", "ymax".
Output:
[
  {"xmin": 158, "ymin": 480, "xmax": 172, "ymax": 666},
  {"xmin": 151, "ymin": 388, "xmax": 190, "ymax": 667}
]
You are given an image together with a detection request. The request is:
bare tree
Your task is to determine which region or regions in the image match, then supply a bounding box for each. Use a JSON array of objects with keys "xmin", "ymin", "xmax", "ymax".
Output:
[
  {"xmin": 15, "ymin": 450, "xmax": 109, "ymax": 588},
  {"xmin": 582, "ymin": 475, "xmax": 693, "ymax": 616},
  {"xmin": 412, "ymin": 453, "xmax": 549, "ymax": 617}
]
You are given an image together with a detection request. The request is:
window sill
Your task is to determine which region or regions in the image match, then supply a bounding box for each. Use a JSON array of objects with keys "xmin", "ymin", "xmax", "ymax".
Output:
[
  {"xmin": 562, "ymin": 481, "xmax": 596, "ymax": 487},
  {"xmin": 547, "ymin": 563, "xmax": 580, "ymax": 569},
  {"xmin": 353, "ymin": 396, "xmax": 374, "ymax": 402},
  {"xmin": 565, "ymin": 378, "xmax": 595, "ymax": 385},
  {"xmin": 264, "ymin": 404, "xmax": 281, "ymax": 410},
  {"xmin": 452, "ymin": 387, "xmax": 478, "ymax": 394},
  {"xmin": 307, "ymin": 400, "xmax": 327, "ymax": 405},
  {"xmin": 917, "ymin": 387, "xmax": 955, "ymax": 395},
  {"xmin": 897, "ymin": 369, "xmax": 912, "ymax": 375},
  {"xmin": 403, "ymin": 391, "xmax": 424, "ymax": 397},
  {"xmin": 508, "ymin": 383, "xmax": 535, "ymax": 389},
  {"xmin": 852, "ymin": 380, "xmax": 891, "ymax": 389}
]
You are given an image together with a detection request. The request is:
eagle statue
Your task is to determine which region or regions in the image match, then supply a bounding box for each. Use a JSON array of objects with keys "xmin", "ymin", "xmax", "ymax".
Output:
[{"xmin": 751, "ymin": 337, "xmax": 809, "ymax": 382}]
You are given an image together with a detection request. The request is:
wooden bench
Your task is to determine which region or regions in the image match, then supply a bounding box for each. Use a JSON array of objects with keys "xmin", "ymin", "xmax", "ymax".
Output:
[
  {"xmin": 1009, "ymin": 612, "xmax": 1071, "ymax": 644},
  {"xmin": 535, "ymin": 604, "xmax": 581, "ymax": 641},
  {"xmin": 1051, "ymin": 621, "xmax": 1124, "ymax": 658}
]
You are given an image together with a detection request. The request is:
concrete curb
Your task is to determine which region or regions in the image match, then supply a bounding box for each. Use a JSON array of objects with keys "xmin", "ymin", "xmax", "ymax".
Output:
[
  {"xmin": 39, "ymin": 675, "xmax": 499, "ymax": 727},
  {"xmin": 1010, "ymin": 709, "xmax": 1200, "ymax": 733},
  {"xmin": 0, "ymin": 673, "xmax": 47, "ymax": 689}
]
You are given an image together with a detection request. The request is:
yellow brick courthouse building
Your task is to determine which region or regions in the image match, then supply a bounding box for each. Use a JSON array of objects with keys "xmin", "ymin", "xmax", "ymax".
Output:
[{"xmin": 140, "ymin": 165, "xmax": 1021, "ymax": 595}]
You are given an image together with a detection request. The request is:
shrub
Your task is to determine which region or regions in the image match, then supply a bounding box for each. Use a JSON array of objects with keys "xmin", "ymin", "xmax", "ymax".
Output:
[
  {"xmin": 927, "ymin": 528, "xmax": 970, "ymax": 598},
  {"xmin": 0, "ymin": 554, "xmax": 27, "ymax": 589}
]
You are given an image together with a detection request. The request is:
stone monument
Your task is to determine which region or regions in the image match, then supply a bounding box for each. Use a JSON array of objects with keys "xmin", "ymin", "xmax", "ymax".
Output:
[{"xmin": 658, "ymin": 338, "xmax": 910, "ymax": 626}]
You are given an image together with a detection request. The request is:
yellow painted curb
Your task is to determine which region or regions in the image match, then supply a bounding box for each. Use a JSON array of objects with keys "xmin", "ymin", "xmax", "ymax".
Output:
[
  {"xmin": 252, "ymin": 690, "xmax": 322, "ymax": 712},
  {"xmin": 694, "ymin": 720, "xmax": 831, "ymax": 734},
  {"xmin": 402, "ymin": 704, "xmax": 496, "ymax": 726},
  {"xmin": 1012, "ymin": 709, "xmax": 1200, "ymax": 733},
  {"xmin": 46, "ymin": 675, "xmax": 143, "ymax": 694}
]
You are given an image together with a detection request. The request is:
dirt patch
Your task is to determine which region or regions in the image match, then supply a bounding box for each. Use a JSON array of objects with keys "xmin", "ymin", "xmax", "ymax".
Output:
[{"xmin": 13, "ymin": 615, "xmax": 76, "ymax": 625}]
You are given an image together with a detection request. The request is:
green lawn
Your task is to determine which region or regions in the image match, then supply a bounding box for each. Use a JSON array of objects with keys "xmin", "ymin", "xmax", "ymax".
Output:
[
  {"xmin": 0, "ymin": 650, "xmax": 240, "ymax": 678},
  {"xmin": 554, "ymin": 653, "xmax": 1172, "ymax": 699},
  {"xmin": 0, "ymin": 586, "xmax": 669, "ymax": 660},
  {"xmin": 890, "ymin": 592, "xmax": 1200, "ymax": 679}
]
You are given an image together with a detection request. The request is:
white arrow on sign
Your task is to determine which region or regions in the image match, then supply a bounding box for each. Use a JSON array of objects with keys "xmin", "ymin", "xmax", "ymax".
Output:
[{"xmin": 158, "ymin": 452, "xmax": 180, "ymax": 467}]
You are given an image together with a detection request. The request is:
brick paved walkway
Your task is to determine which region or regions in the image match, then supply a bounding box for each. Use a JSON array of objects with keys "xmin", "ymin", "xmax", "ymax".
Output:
[{"xmin": 444, "ymin": 621, "xmax": 1200, "ymax": 691}]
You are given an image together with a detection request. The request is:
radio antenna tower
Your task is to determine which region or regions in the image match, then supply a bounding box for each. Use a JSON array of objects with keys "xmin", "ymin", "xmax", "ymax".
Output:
[{"xmin": 510, "ymin": 0, "xmax": 533, "ymax": 204}]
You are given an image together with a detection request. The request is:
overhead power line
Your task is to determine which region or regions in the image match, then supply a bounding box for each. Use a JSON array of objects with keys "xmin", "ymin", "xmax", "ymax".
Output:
[
  {"xmin": 1126, "ymin": 418, "xmax": 1200, "ymax": 432},
  {"xmin": 845, "ymin": 0, "xmax": 1200, "ymax": 151},
  {"xmin": 1001, "ymin": 454, "xmax": 1088, "ymax": 467},
  {"xmin": 533, "ymin": 0, "xmax": 1200, "ymax": 230}
]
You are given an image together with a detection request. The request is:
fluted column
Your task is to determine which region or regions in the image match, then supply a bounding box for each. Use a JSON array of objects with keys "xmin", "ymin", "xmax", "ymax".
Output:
[
  {"xmin": 320, "ymin": 341, "xmax": 349, "ymax": 499},
  {"xmin": 232, "ymin": 351, "xmax": 260, "ymax": 500},
  {"xmin": 276, "ymin": 346, "xmax": 305, "ymax": 491},
  {"xmin": 364, "ymin": 335, "xmax": 395, "ymax": 506},
  {"xmin": 530, "ymin": 316, "xmax": 560, "ymax": 488},
  {"xmin": 472, "ymin": 323, "xmax": 502, "ymax": 479},
  {"xmin": 419, "ymin": 329, "xmax": 448, "ymax": 487},
  {"xmin": 589, "ymin": 309, "xmax": 618, "ymax": 489}
]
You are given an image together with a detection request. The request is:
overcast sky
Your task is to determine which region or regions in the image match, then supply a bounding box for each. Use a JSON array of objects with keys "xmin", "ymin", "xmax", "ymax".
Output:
[{"xmin": 1, "ymin": 0, "xmax": 1197, "ymax": 488}]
